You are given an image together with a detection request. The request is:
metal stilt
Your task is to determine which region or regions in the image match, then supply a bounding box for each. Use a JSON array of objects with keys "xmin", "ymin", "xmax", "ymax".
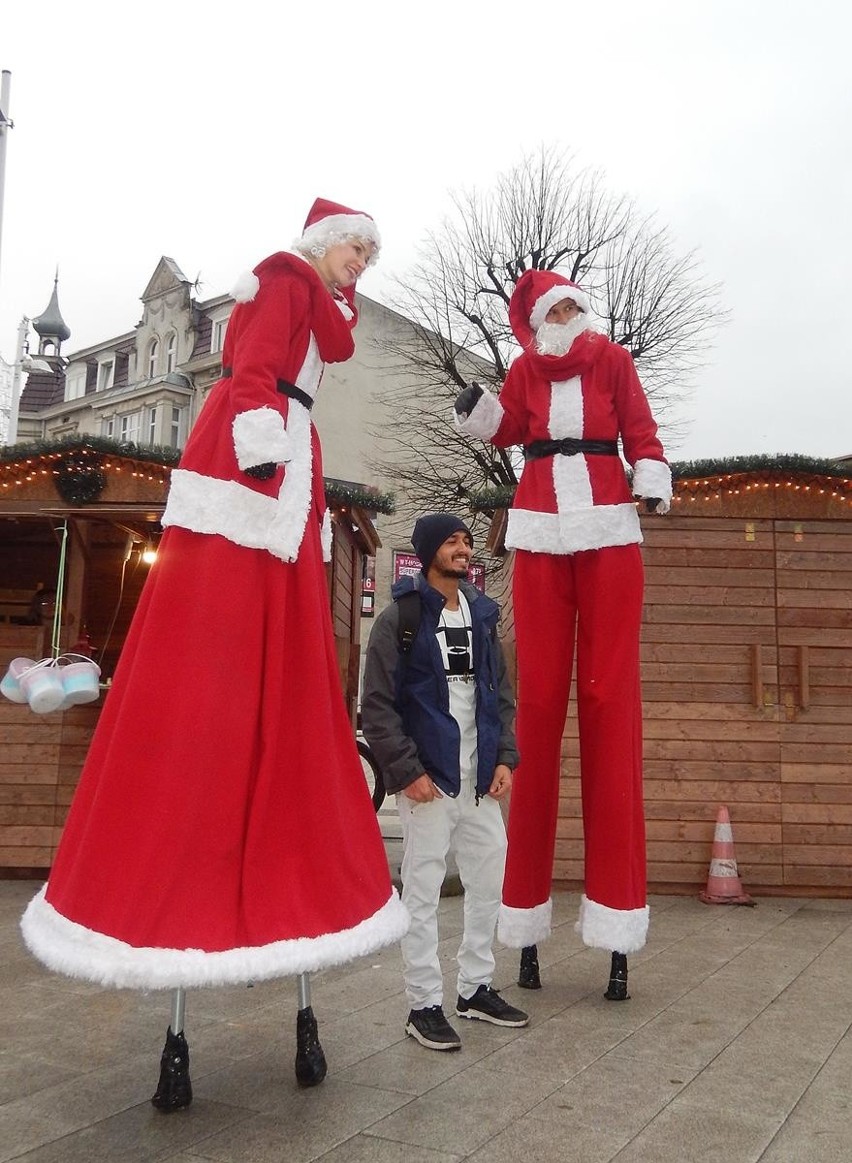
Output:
[
  {"xmin": 294, "ymin": 973, "xmax": 327, "ymax": 1087},
  {"xmin": 151, "ymin": 987, "xmax": 193, "ymax": 1112}
]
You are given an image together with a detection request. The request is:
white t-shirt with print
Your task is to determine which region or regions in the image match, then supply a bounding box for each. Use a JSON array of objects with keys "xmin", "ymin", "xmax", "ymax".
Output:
[{"xmin": 435, "ymin": 592, "xmax": 478, "ymax": 782}]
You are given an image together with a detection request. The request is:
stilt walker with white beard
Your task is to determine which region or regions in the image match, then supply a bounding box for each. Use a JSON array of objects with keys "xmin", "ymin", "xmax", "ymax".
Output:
[
  {"xmin": 20, "ymin": 199, "xmax": 408, "ymax": 1109},
  {"xmin": 454, "ymin": 270, "xmax": 671, "ymax": 999}
]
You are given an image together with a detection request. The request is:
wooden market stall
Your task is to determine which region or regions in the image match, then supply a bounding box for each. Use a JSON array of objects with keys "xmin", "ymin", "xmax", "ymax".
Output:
[
  {"xmin": 0, "ymin": 439, "xmax": 389, "ymax": 874},
  {"xmin": 484, "ymin": 455, "xmax": 852, "ymax": 897}
]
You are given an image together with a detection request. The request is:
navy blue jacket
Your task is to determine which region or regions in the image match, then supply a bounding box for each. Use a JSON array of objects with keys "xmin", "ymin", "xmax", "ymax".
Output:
[{"xmin": 361, "ymin": 573, "xmax": 519, "ymax": 799}]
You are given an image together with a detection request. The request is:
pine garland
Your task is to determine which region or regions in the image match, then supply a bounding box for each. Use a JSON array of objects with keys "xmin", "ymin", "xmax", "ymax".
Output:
[
  {"xmin": 0, "ymin": 438, "xmax": 397, "ymax": 513},
  {"xmin": 324, "ymin": 477, "xmax": 395, "ymax": 515},
  {"xmin": 0, "ymin": 435, "xmax": 182, "ymax": 468},
  {"xmin": 469, "ymin": 453, "xmax": 851, "ymax": 514}
]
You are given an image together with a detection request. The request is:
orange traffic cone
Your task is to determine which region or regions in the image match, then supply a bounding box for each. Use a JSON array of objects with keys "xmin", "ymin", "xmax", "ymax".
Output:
[{"xmin": 700, "ymin": 805, "xmax": 755, "ymax": 906}]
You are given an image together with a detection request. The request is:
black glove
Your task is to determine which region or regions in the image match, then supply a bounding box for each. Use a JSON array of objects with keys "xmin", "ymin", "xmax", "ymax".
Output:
[
  {"xmin": 645, "ymin": 497, "xmax": 662, "ymax": 513},
  {"xmin": 244, "ymin": 462, "xmax": 276, "ymax": 481},
  {"xmin": 454, "ymin": 382, "xmax": 484, "ymax": 418}
]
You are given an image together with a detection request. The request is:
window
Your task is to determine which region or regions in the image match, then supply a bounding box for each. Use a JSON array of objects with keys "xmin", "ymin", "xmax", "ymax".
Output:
[
  {"xmin": 119, "ymin": 411, "xmax": 140, "ymax": 443},
  {"xmin": 97, "ymin": 359, "xmax": 115, "ymax": 391},
  {"xmin": 165, "ymin": 332, "xmax": 177, "ymax": 373},
  {"xmin": 212, "ymin": 315, "xmax": 230, "ymax": 353},
  {"xmin": 147, "ymin": 338, "xmax": 159, "ymax": 379},
  {"xmin": 147, "ymin": 406, "xmax": 158, "ymax": 444},
  {"xmin": 102, "ymin": 416, "xmax": 115, "ymax": 439},
  {"xmin": 169, "ymin": 406, "xmax": 187, "ymax": 448},
  {"xmin": 65, "ymin": 367, "xmax": 87, "ymax": 401}
]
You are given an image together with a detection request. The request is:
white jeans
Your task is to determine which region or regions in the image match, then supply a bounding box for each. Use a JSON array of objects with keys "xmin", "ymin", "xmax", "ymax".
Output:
[{"xmin": 397, "ymin": 779, "xmax": 507, "ymax": 1009}]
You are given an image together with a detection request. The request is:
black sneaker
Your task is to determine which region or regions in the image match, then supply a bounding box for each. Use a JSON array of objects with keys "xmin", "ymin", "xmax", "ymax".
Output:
[
  {"xmin": 456, "ymin": 985, "xmax": 529, "ymax": 1027},
  {"xmin": 405, "ymin": 1005, "xmax": 462, "ymax": 1051}
]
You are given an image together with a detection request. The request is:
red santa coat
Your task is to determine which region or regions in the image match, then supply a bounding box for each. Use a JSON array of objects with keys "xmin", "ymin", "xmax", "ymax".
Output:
[
  {"xmin": 457, "ymin": 327, "xmax": 671, "ymax": 954},
  {"xmin": 21, "ymin": 252, "xmax": 407, "ymax": 989},
  {"xmin": 461, "ymin": 330, "xmax": 670, "ymax": 551}
]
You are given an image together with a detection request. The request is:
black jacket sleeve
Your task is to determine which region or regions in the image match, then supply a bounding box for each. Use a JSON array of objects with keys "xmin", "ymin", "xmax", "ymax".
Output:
[{"xmin": 361, "ymin": 607, "xmax": 426, "ymax": 795}]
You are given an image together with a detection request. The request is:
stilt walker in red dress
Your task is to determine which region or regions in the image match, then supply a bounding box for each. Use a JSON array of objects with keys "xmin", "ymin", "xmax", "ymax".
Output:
[
  {"xmin": 454, "ymin": 270, "xmax": 671, "ymax": 999},
  {"xmin": 21, "ymin": 198, "xmax": 408, "ymax": 1108}
]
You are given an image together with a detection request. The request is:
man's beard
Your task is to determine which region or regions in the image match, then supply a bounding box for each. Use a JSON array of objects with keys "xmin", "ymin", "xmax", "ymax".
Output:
[{"xmin": 535, "ymin": 314, "xmax": 592, "ymax": 356}]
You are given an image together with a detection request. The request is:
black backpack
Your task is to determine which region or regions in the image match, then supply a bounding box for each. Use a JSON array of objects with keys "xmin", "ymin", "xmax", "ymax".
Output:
[{"xmin": 396, "ymin": 590, "xmax": 422, "ymax": 656}]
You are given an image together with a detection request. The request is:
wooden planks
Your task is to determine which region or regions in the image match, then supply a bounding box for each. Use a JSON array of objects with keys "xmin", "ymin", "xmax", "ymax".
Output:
[{"xmin": 543, "ymin": 504, "xmax": 852, "ymax": 898}]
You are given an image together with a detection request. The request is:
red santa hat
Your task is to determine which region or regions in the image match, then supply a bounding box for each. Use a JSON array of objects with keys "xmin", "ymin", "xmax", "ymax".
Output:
[
  {"xmin": 293, "ymin": 197, "xmax": 381, "ymax": 265},
  {"xmin": 509, "ymin": 269, "xmax": 592, "ymax": 347}
]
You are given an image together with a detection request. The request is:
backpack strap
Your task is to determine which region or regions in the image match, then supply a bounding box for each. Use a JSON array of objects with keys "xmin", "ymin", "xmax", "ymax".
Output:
[{"xmin": 396, "ymin": 590, "xmax": 422, "ymax": 656}]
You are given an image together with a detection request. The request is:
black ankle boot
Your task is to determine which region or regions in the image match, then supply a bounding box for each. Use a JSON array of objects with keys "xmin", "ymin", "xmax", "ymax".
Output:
[
  {"xmin": 151, "ymin": 1026, "xmax": 193, "ymax": 1111},
  {"xmin": 295, "ymin": 1005, "xmax": 327, "ymax": 1087},
  {"xmin": 604, "ymin": 951, "xmax": 630, "ymax": 1001},
  {"xmin": 518, "ymin": 945, "xmax": 542, "ymax": 990}
]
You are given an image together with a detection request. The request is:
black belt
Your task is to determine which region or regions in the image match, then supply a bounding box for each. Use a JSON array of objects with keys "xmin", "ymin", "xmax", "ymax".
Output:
[
  {"xmin": 221, "ymin": 367, "xmax": 314, "ymax": 411},
  {"xmin": 524, "ymin": 438, "xmax": 619, "ymax": 460}
]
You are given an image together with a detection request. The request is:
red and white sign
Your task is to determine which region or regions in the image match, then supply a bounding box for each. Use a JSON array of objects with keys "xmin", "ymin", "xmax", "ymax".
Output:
[{"xmin": 392, "ymin": 550, "xmax": 486, "ymax": 593}]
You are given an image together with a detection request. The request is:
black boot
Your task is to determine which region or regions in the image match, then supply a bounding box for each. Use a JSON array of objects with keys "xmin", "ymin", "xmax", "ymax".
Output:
[
  {"xmin": 518, "ymin": 945, "xmax": 542, "ymax": 990},
  {"xmin": 151, "ymin": 1026, "xmax": 193, "ymax": 1112},
  {"xmin": 295, "ymin": 1005, "xmax": 327, "ymax": 1087},
  {"xmin": 604, "ymin": 951, "xmax": 630, "ymax": 1001}
]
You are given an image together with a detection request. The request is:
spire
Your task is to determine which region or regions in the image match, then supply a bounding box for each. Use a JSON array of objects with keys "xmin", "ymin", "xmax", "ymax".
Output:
[{"xmin": 32, "ymin": 269, "xmax": 71, "ymax": 353}]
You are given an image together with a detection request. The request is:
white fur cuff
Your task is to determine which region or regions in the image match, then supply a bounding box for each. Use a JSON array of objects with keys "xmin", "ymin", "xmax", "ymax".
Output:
[
  {"xmin": 632, "ymin": 458, "xmax": 672, "ymax": 513},
  {"xmin": 575, "ymin": 894, "xmax": 649, "ymax": 953},
  {"xmin": 231, "ymin": 271, "xmax": 260, "ymax": 303},
  {"xmin": 453, "ymin": 389, "xmax": 504, "ymax": 441},
  {"xmin": 233, "ymin": 408, "xmax": 290, "ymax": 470},
  {"xmin": 497, "ymin": 899, "xmax": 553, "ymax": 948}
]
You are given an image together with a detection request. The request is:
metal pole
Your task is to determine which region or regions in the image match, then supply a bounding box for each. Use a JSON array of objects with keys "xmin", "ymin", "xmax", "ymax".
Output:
[
  {"xmin": 170, "ymin": 987, "xmax": 186, "ymax": 1035},
  {"xmin": 0, "ymin": 70, "xmax": 12, "ymax": 303}
]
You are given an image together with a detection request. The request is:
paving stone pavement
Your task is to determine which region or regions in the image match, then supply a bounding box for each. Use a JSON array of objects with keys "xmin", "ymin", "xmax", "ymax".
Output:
[{"xmin": 1, "ymin": 877, "xmax": 851, "ymax": 1162}]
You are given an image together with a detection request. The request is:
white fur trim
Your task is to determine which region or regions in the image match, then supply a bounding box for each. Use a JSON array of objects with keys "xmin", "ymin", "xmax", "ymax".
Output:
[
  {"xmin": 453, "ymin": 388, "xmax": 504, "ymax": 441},
  {"xmin": 335, "ymin": 296, "xmax": 355, "ymax": 321},
  {"xmin": 497, "ymin": 899, "xmax": 553, "ymax": 947},
  {"xmin": 632, "ymin": 458, "xmax": 672, "ymax": 513},
  {"xmin": 164, "ymin": 470, "xmax": 308, "ymax": 563},
  {"xmin": 21, "ymin": 885, "xmax": 408, "ymax": 989},
  {"xmin": 575, "ymin": 893, "xmax": 649, "ymax": 953},
  {"xmin": 321, "ymin": 508, "xmax": 333, "ymax": 562},
  {"xmin": 530, "ymin": 284, "xmax": 591, "ymax": 331},
  {"xmin": 231, "ymin": 271, "xmax": 260, "ymax": 303},
  {"xmin": 505, "ymin": 504, "xmax": 642, "ymax": 554},
  {"xmin": 232, "ymin": 407, "xmax": 291, "ymax": 470},
  {"xmin": 265, "ymin": 334, "xmax": 323, "ymax": 561},
  {"xmin": 295, "ymin": 214, "xmax": 381, "ymax": 261}
]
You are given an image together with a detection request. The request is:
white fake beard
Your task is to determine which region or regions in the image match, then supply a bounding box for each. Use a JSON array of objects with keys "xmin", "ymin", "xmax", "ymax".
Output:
[{"xmin": 535, "ymin": 314, "xmax": 591, "ymax": 356}]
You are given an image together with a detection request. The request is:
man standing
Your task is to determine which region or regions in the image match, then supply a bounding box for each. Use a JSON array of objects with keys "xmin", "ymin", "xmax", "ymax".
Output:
[
  {"xmin": 454, "ymin": 271, "xmax": 671, "ymax": 999},
  {"xmin": 362, "ymin": 513, "xmax": 528, "ymax": 1050}
]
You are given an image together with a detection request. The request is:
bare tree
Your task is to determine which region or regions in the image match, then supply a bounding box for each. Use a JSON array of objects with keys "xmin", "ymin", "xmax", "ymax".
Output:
[{"xmin": 371, "ymin": 147, "xmax": 725, "ymax": 520}]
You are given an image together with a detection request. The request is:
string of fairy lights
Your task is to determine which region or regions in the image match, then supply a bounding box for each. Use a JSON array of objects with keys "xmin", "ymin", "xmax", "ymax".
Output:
[
  {"xmin": 0, "ymin": 443, "xmax": 397, "ymax": 513},
  {"xmin": 471, "ymin": 457, "xmax": 852, "ymax": 514},
  {"xmin": 671, "ymin": 474, "xmax": 852, "ymax": 504}
]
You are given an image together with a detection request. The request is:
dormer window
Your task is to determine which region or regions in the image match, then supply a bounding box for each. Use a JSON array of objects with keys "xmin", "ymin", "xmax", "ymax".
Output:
[
  {"xmin": 97, "ymin": 358, "xmax": 115, "ymax": 391},
  {"xmin": 148, "ymin": 338, "xmax": 159, "ymax": 379},
  {"xmin": 212, "ymin": 314, "xmax": 230, "ymax": 353},
  {"xmin": 165, "ymin": 332, "xmax": 177, "ymax": 373},
  {"xmin": 65, "ymin": 366, "xmax": 87, "ymax": 401}
]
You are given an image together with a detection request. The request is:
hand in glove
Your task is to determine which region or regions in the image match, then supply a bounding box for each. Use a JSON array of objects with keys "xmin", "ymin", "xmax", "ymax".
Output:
[
  {"xmin": 454, "ymin": 382, "xmax": 484, "ymax": 418},
  {"xmin": 244, "ymin": 462, "xmax": 277, "ymax": 481}
]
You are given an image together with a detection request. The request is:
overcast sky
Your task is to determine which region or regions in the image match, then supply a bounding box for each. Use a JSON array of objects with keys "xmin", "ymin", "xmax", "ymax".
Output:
[{"xmin": 1, "ymin": 0, "xmax": 849, "ymax": 461}]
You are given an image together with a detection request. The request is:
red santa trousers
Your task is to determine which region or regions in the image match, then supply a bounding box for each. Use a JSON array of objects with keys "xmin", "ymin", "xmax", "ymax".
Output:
[
  {"xmin": 500, "ymin": 543, "xmax": 649, "ymax": 954},
  {"xmin": 21, "ymin": 522, "xmax": 406, "ymax": 989}
]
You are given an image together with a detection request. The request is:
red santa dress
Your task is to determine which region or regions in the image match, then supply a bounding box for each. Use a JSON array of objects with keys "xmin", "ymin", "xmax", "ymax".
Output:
[
  {"xmin": 21, "ymin": 244, "xmax": 408, "ymax": 990},
  {"xmin": 456, "ymin": 270, "xmax": 671, "ymax": 956}
]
